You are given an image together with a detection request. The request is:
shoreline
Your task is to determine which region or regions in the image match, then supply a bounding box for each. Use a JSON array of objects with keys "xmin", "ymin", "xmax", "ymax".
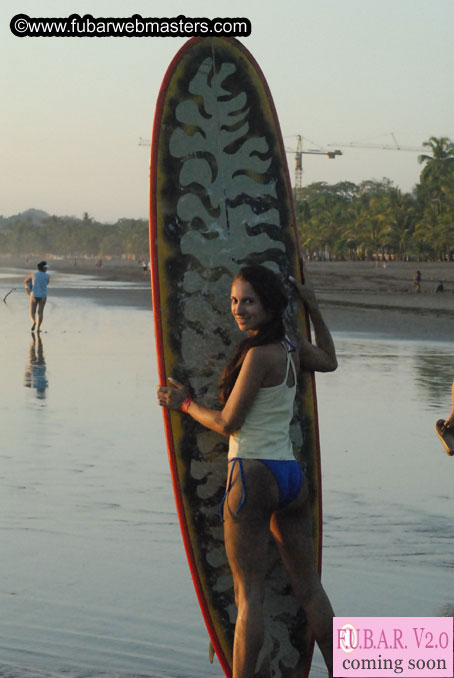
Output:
[
  {"xmin": 2, "ymin": 256, "xmax": 453, "ymax": 342},
  {"xmin": 305, "ymin": 261, "xmax": 454, "ymax": 342},
  {"xmin": 0, "ymin": 254, "xmax": 150, "ymax": 283}
]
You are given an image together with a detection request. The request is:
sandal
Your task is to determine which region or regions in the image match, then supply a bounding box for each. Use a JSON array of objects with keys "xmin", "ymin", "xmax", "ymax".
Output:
[{"xmin": 435, "ymin": 419, "xmax": 454, "ymax": 456}]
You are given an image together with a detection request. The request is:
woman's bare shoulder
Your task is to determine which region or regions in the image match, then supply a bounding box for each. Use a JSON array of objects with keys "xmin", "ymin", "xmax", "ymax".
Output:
[
  {"xmin": 247, "ymin": 342, "xmax": 283, "ymax": 359},
  {"xmin": 246, "ymin": 342, "xmax": 289, "ymax": 371}
]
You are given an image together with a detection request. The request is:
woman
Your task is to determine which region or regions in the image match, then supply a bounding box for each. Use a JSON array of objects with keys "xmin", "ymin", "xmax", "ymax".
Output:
[
  {"xmin": 157, "ymin": 264, "xmax": 337, "ymax": 678},
  {"xmin": 24, "ymin": 260, "xmax": 50, "ymax": 332}
]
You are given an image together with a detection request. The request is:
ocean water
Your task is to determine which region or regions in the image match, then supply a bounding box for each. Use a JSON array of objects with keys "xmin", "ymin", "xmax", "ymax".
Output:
[
  {"xmin": 1, "ymin": 269, "xmax": 453, "ymax": 678},
  {"xmin": 316, "ymin": 336, "xmax": 454, "ymax": 616}
]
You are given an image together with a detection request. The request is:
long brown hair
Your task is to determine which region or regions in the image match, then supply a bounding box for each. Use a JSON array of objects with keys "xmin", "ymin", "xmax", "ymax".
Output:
[{"xmin": 219, "ymin": 265, "xmax": 288, "ymax": 404}]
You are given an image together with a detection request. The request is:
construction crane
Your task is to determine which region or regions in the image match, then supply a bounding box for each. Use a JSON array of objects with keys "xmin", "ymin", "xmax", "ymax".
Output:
[
  {"xmin": 139, "ymin": 135, "xmax": 342, "ymax": 196},
  {"xmin": 327, "ymin": 132, "xmax": 426, "ymax": 153},
  {"xmin": 286, "ymin": 135, "xmax": 342, "ymax": 194}
]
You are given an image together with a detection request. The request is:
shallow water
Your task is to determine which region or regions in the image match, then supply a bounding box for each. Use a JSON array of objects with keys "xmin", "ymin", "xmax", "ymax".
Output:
[
  {"xmin": 1, "ymin": 270, "xmax": 453, "ymax": 677},
  {"xmin": 317, "ymin": 337, "xmax": 454, "ymax": 606}
]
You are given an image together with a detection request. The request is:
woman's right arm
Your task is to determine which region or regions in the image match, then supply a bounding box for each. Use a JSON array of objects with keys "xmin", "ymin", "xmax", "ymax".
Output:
[
  {"xmin": 290, "ymin": 275, "xmax": 338, "ymax": 373},
  {"xmin": 157, "ymin": 346, "xmax": 269, "ymax": 435}
]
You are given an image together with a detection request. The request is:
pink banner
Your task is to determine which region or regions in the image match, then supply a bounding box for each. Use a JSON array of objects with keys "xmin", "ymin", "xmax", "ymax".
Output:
[{"xmin": 333, "ymin": 617, "xmax": 453, "ymax": 677}]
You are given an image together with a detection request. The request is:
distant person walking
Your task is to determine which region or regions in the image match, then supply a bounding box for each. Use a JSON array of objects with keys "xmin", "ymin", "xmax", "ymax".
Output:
[
  {"xmin": 24, "ymin": 261, "xmax": 50, "ymax": 332},
  {"xmin": 413, "ymin": 270, "xmax": 421, "ymax": 293}
]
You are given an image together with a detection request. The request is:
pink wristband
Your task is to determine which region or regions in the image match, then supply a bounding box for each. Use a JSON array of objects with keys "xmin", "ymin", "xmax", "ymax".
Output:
[{"xmin": 181, "ymin": 397, "xmax": 193, "ymax": 413}]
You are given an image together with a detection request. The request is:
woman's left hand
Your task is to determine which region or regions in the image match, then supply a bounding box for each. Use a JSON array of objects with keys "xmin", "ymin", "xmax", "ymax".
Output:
[
  {"xmin": 289, "ymin": 274, "xmax": 319, "ymax": 312},
  {"xmin": 157, "ymin": 378, "xmax": 189, "ymax": 410}
]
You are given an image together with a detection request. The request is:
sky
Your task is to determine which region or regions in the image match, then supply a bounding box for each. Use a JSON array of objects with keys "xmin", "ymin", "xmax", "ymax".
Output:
[{"xmin": 2, "ymin": 0, "xmax": 454, "ymax": 223}]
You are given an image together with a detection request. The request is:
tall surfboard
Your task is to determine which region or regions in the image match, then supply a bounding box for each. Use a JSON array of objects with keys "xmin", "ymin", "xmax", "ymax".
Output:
[{"xmin": 149, "ymin": 37, "xmax": 322, "ymax": 678}]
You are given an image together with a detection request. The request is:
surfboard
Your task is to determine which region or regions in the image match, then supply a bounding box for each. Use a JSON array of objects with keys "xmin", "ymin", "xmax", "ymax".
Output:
[{"xmin": 149, "ymin": 36, "xmax": 322, "ymax": 678}]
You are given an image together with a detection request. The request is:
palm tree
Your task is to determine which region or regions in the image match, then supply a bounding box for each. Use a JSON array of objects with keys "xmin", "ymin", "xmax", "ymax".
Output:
[
  {"xmin": 418, "ymin": 136, "xmax": 454, "ymax": 167},
  {"xmin": 416, "ymin": 137, "xmax": 454, "ymax": 258},
  {"xmin": 418, "ymin": 136, "xmax": 454, "ymax": 203},
  {"xmin": 394, "ymin": 190, "xmax": 420, "ymax": 258}
]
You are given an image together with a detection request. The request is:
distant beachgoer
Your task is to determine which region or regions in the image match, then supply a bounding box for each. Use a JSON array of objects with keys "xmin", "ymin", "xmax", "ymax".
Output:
[
  {"xmin": 24, "ymin": 261, "xmax": 50, "ymax": 333},
  {"xmin": 436, "ymin": 281, "xmax": 444, "ymax": 293},
  {"xmin": 414, "ymin": 270, "xmax": 421, "ymax": 293}
]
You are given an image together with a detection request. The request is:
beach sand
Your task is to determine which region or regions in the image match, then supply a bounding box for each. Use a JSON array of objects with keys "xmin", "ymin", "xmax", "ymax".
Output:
[
  {"xmin": 306, "ymin": 260, "xmax": 454, "ymax": 342},
  {"xmin": 3, "ymin": 256, "xmax": 453, "ymax": 342}
]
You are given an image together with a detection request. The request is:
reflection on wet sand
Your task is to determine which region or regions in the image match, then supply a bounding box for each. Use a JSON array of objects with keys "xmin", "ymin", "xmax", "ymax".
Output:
[
  {"xmin": 414, "ymin": 348, "xmax": 454, "ymax": 408},
  {"xmin": 24, "ymin": 333, "xmax": 48, "ymax": 399}
]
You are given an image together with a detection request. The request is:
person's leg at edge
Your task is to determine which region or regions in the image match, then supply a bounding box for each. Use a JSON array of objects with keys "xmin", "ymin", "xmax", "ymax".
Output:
[
  {"xmin": 223, "ymin": 460, "xmax": 279, "ymax": 678},
  {"xmin": 36, "ymin": 298, "xmax": 46, "ymax": 332},
  {"xmin": 270, "ymin": 483, "xmax": 334, "ymax": 678},
  {"xmin": 30, "ymin": 297, "xmax": 37, "ymax": 330}
]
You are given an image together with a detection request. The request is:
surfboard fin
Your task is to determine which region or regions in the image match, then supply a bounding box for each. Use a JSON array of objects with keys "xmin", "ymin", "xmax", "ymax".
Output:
[{"xmin": 208, "ymin": 640, "xmax": 215, "ymax": 663}]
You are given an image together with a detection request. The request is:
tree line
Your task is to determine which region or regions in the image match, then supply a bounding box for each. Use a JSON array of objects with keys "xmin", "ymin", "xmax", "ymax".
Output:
[
  {"xmin": 296, "ymin": 136, "xmax": 454, "ymax": 261},
  {"xmin": 0, "ymin": 212, "xmax": 149, "ymax": 260},
  {"xmin": 1, "ymin": 136, "xmax": 452, "ymax": 262}
]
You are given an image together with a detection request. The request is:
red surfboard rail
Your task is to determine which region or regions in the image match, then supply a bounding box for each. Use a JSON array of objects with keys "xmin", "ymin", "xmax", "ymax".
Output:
[{"xmin": 149, "ymin": 39, "xmax": 233, "ymax": 677}]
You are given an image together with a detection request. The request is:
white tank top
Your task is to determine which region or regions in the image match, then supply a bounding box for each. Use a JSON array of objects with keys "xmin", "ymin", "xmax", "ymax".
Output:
[{"xmin": 228, "ymin": 340, "xmax": 297, "ymax": 461}]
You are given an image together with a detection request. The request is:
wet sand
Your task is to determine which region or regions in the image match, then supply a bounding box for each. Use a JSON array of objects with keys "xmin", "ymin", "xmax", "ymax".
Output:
[
  {"xmin": 0, "ymin": 257, "xmax": 153, "ymax": 311},
  {"xmin": 3, "ymin": 256, "xmax": 453, "ymax": 342},
  {"xmin": 0, "ymin": 270, "xmax": 211, "ymax": 678},
  {"xmin": 306, "ymin": 260, "xmax": 454, "ymax": 342}
]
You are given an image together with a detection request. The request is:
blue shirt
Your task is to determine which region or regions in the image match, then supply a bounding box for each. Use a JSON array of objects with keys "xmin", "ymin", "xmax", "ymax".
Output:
[{"xmin": 32, "ymin": 271, "xmax": 50, "ymax": 298}]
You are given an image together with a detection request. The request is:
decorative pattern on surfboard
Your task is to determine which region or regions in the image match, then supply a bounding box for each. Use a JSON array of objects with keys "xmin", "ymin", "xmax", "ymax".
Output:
[{"xmin": 149, "ymin": 37, "xmax": 321, "ymax": 678}]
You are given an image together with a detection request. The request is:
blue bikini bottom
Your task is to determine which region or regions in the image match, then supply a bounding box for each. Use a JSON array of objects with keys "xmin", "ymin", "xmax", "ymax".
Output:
[
  {"xmin": 260, "ymin": 459, "xmax": 303, "ymax": 507},
  {"xmin": 220, "ymin": 458, "xmax": 303, "ymax": 520}
]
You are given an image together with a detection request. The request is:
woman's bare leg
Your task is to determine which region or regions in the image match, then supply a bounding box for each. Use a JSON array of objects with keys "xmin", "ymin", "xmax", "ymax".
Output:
[
  {"xmin": 224, "ymin": 463, "xmax": 334, "ymax": 677},
  {"xmin": 223, "ymin": 460, "xmax": 279, "ymax": 678},
  {"xmin": 270, "ymin": 486, "xmax": 334, "ymax": 677}
]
